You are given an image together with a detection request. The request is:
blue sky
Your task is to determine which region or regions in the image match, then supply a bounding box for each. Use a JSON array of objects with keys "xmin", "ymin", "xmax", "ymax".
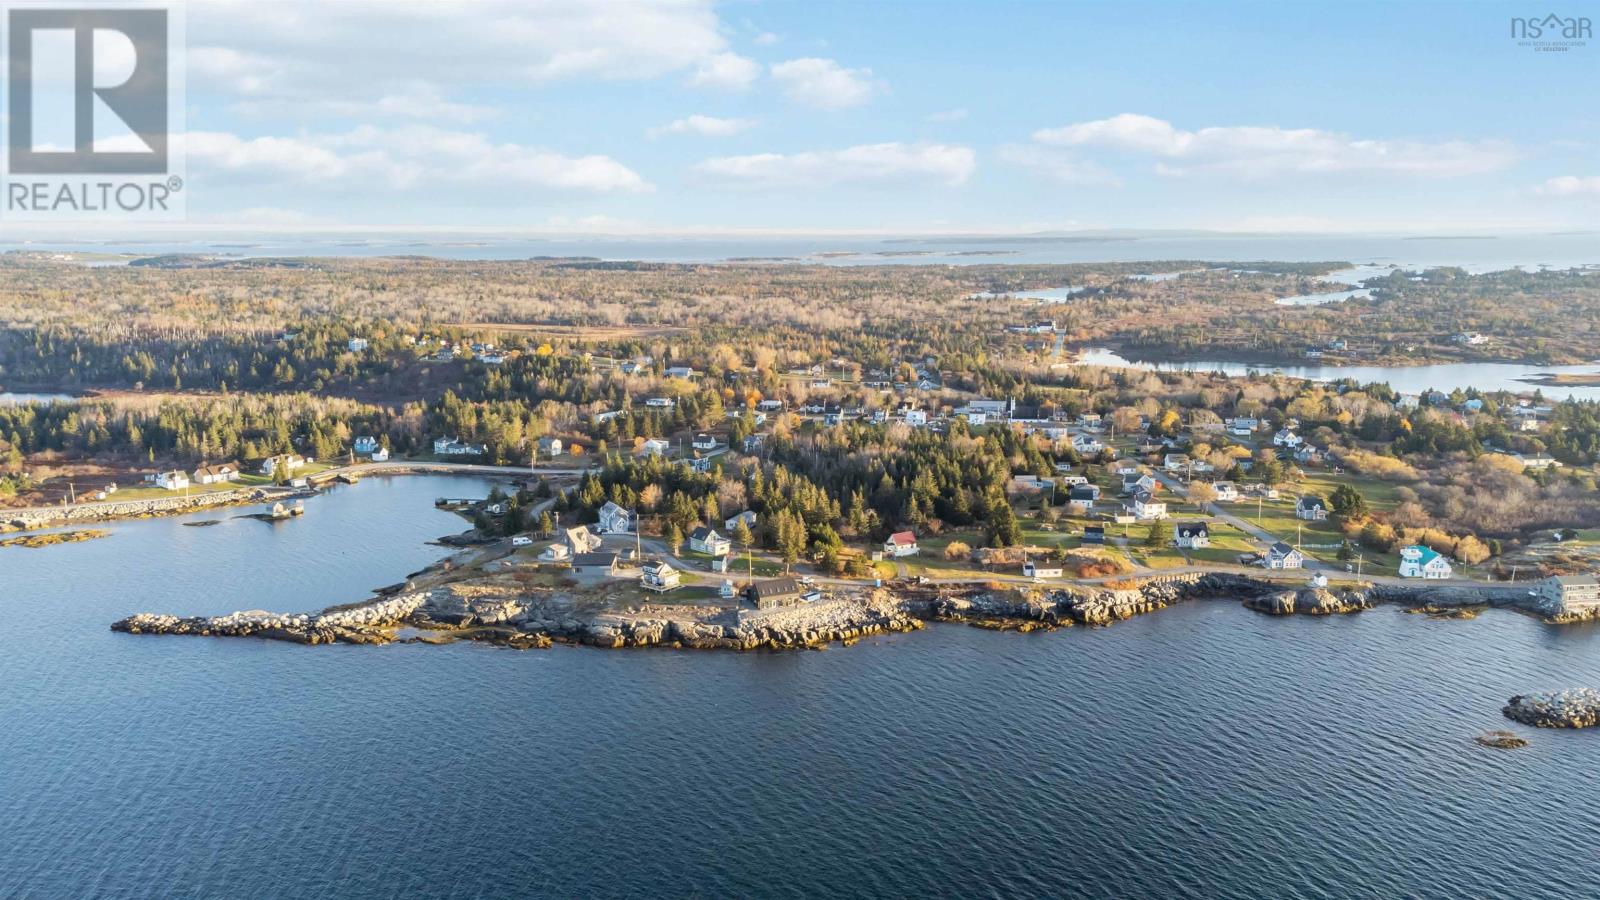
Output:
[{"xmin": 168, "ymin": 0, "xmax": 1599, "ymax": 233}]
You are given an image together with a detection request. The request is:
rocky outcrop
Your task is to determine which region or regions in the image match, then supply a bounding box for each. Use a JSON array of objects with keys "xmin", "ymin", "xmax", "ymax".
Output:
[
  {"xmin": 1503, "ymin": 689, "xmax": 1600, "ymax": 729},
  {"xmin": 1243, "ymin": 586, "xmax": 1372, "ymax": 616}
]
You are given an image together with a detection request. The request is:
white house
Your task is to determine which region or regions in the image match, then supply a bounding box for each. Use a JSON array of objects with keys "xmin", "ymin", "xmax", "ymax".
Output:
[
  {"xmin": 1212, "ymin": 481, "xmax": 1240, "ymax": 502},
  {"xmin": 191, "ymin": 463, "xmax": 239, "ymax": 486},
  {"xmin": 641, "ymin": 438, "xmax": 671, "ymax": 456},
  {"xmin": 1068, "ymin": 484, "xmax": 1100, "ymax": 512},
  {"xmin": 1398, "ymin": 545, "xmax": 1453, "ymax": 579},
  {"xmin": 1071, "ymin": 434, "xmax": 1105, "ymax": 455},
  {"xmin": 433, "ymin": 438, "xmax": 485, "ymax": 456},
  {"xmin": 903, "ymin": 409, "xmax": 928, "ymax": 427},
  {"xmin": 259, "ymin": 453, "xmax": 305, "ymax": 475},
  {"xmin": 724, "ymin": 510, "xmax": 758, "ymax": 533},
  {"xmin": 1174, "ymin": 522, "xmax": 1210, "ymax": 549},
  {"xmin": 960, "ymin": 411, "xmax": 988, "ymax": 426},
  {"xmin": 883, "ymin": 531, "xmax": 919, "ymax": 557},
  {"xmin": 1296, "ymin": 495, "xmax": 1329, "ymax": 521},
  {"xmin": 1273, "ymin": 428, "xmax": 1302, "ymax": 448},
  {"xmin": 596, "ymin": 501, "xmax": 634, "ymax": 535},
  {"xmin": 689, "ymin": 527, "xmax": 731, "ymax": 556},
  {"xmin": 353, "ymin": 436, "xmax": 380, "ymax": 454},
  {"xmin": 538, "ymin": 542, "xmax": 572, "ymax": 562},
  {"xmin": 641, "ymin": 561, "xmax": 681, "ymax": 593},
  {"xmin": 537, "ymin": 436, "xmax": 563, "ymax": 457},
  {"xmin": 665, "ymin": 366, "xmax": 698, "ymax": 379},
  {"xmin": 565, "ymin": 525, "xmax": 603, "ymax": 554},
  {"xmin": 644, "ymin": 397, "xmax": 675, "ymax": 409},
  {"xmin": 1163, "ymin": 453, "xmax": 1191, "ymax": 473},
  {"xmin": 1124, "ymin": 490, "xmax": 1167, "ymax": 521},
  {"xmin": 154, "ymin": 470, "xmax": 190, "ymax": 491},
  {"xmin": 1535, "ymin": 574, "xmax": 1600, "ymax": 615},
  {"xmin": 347, "ymin": 337, "xmax": 369, "ymax": 352},
  {"xmin": 370, "ymin": 448, "xmax": 389, "ymax": 462},
  {"xmin": 692, "ymin": 433, "xmax": 719, "ymax": 451},
  {"xmin": 1263, "ymin": 542, "xmax": 1304, "ymax": 570},
  {"xmin": 1023, "ymin": 560, "xmax": 1064, "ymax": 580}
]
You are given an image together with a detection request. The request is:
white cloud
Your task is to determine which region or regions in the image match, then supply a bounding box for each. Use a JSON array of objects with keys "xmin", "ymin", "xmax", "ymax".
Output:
[
  {"xmin": 687, "ymin": 52, "xmax": 761, "ymax": 90},
  {"xmin": 770, "ymin": 58, "xmax": 879, "ymax": 109},
  {"xmin": 1028, "ymin": 113, "xmax": 1516, "ymax": 178},
  {"xmin": 926, "ymin": 108, "xmax": 968, "ymax": 123},
  {"xmin": 997, "ymin": 145, "xmax": 1118, "ymax": 186},
  {"xmin": 188, "ymin": 126, "xmax": 651, "ymax": 196},
  {"xmin": 753, "ymin": 32, "xmax": 780, "ymax": 46},
  {"xmin": 1538, "ymin": 175, "xmax": 1600, "ymax": 196},
  {"xmin": 694, "ymin": 143, "xmax": 974, "ymax": 188},
  {"xmin": 191, "ymin": 0, "xmax": 754, "ymax": 114},
  {"xmin": 648, "ymin": 115, "xmax": 756, "ymax": 138}
]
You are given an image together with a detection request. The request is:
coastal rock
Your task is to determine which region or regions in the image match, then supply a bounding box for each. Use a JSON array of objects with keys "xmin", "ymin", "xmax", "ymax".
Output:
[
  {"xmin": 1503, "ymin": 689, "xmax": 1600, "ymax": 729},
  {"xmin": 1242, "ymin": 586, "xmax": 1371, "ymax": 616}
]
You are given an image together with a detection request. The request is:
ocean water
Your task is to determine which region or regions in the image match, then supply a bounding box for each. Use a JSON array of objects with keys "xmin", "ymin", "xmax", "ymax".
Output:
[
  {"xmin": 6, "ymin": 230, "xmax": 1600, "ymax": 271},
  {"xmin": 4, "ymin": 475, "xmax": 1600, "ymax": 898}
]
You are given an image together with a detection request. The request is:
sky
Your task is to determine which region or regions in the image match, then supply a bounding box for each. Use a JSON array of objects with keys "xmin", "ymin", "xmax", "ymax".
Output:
[{"xmin": 59, "ymin": 0, "xmax": 1600, "ymax": 233}]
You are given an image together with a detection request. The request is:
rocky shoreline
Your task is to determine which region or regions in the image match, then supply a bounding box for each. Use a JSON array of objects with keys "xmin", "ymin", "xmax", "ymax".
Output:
[{"xmin": 110, "ymin": 569, "xmax": 1568, "ymax": 653}]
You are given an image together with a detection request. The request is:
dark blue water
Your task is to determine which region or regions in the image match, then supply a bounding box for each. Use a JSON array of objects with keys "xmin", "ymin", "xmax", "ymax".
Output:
[{"xmin": 4, "ymin": 475, "xmax": 1600, "ymax": 898}]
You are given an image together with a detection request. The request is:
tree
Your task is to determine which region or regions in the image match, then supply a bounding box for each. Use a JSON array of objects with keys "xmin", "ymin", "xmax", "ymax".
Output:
[
  {"xmin": 732, "ymin": 518, "xmax": 754, "ymax": 550},
  {"xmin": 1329, "ymin": 483, "xmax": 1368, "ymax": 520},
  {"xmin": 1187, "ymin": 481, "xmax": 1217, "ymax": 510},
  {"xmin": 944, "ymin": 540, "xmax": 971, "ymax": 561},
  {"xmin": 775, "ymin": 512, "xmax": 806, "ymax": 572},
  {"xmin": 537, "ymin": 511, "xmax": 554, "ymax": 536},
  {"xmin": 1145, "ymin": 518, "xmax": 1172, "ymax": 548},
  {"xmin": 986, "ymin": 500, "xmax": 1023, "ymax": 548},
  {"xmin": 666, "ymin": 522, "xmax": 684, "ymax": 557}
]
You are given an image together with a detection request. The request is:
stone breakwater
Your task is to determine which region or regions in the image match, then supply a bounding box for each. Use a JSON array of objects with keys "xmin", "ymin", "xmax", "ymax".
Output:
[
  {"xmin": 3, "ymin": 488, "xmax": 271, "ymax": 531},
  {"xmin": 1503, "ymin": 689, "xmax": 1600, "ymax": 729}
]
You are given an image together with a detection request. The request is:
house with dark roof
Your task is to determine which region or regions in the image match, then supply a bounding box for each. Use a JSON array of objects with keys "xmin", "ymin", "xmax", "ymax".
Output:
[
  {"xmin": 1296, "ymin": 496, "xmax": 1329, "ymax": 521},
  {"xmin": 571, "ymin": 551, "xmax": 620, "ymax": 575},
  {"xmin": 746, "ymin": 578, "xmax": 803, "ymax": 610},
  {"xmin": 1263, "ymin": 542, "xmax": 1304, "ymax": 570},
  {"xmin": 1174, "ymin": 522, "xmax": 1210, "ymax": 549},
  {"xmin": 689, "ymin": 527, "xmax": 731, "ymax": 556}
]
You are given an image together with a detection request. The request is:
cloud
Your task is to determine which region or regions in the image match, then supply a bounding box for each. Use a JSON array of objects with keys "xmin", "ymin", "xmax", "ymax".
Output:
[
  {"xmin": 188, "ymin": 126, "xmax": 651, "ymax": 196},
  {"xmin": 648, "ymin": 115, "xmax": 756, "ymax": 138},
  {"xmin": 770, "ymin": 58, "xmax": 879, "ymax": 109},
  {"xmin": 997, "ymin": 145, "xmax": 1118, "ymax": 186},
  {"xmin": 753, "ymin": 32, "xmax": 780, "ymax": 46},
  {"xmin": 1028, "ymin": 113, "xmax": 1516, "ymax": 178},
  {"xmin": 926, "ymin": 108, "xmax": 968, "ymax": 123},
  {"xmin": 687, "ymin": 52, "xmax": 761, "ymax": 90},
  {"xmin": 190, "ymin": 0, "xmax": 754, "ymax": 114},
  {"xmin": 1538, "ymin": 175, "xmax": 1600, "ymax": 196},
  {"xmin": 694, "ymin": 143, "xmax": 974, "ymax": 188}
]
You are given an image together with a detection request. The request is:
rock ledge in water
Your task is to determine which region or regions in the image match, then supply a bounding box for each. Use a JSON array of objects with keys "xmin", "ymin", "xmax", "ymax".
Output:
[
  {"xmin": 1503, "ymin": 689, "xmax": 1600, "ymax": 729},
  {"xmin": 1473, "ymin": 730, "xmax": 1528, "ymax": 749}
]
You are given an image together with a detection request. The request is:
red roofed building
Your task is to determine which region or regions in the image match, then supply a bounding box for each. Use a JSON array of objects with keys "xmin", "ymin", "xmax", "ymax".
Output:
[{"xmin": 882, "ymin": 531, "xmax": 920, "ymax": 557}]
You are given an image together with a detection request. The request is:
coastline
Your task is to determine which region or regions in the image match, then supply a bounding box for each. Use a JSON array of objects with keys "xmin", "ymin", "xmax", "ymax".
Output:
[{"xmin": 111, "ymin": 556, "xmax": 1582, "ymax": 653}]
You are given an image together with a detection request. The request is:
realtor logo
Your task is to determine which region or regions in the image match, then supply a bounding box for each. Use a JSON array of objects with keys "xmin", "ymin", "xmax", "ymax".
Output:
[
  {"xmin": 8, "ymin": 8, "xmax": 168, "ymax": 173},
  {"xmin": 3, "ymin": 4, "xmax": 184, "ymax": 219}
]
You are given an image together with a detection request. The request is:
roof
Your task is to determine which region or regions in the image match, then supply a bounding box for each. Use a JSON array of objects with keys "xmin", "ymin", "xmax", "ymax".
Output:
[
  {"xmin": 1132, "ymin": 490, "xmax": 1157, "ymax": 504},
  {"xmin": 1070, "ymin": 484, "xmax": 1098, "ymax": 499},
  {"xmin": 748, "ymin": 578, "xmax": 801, "ymax": 599},
  {"xmin": 1175, "ymin": 522, "xmax": 1209, "ymax": 537},
  {"xmin": 571, "ymin": 551, "xmax": 618, "ymax": 568},
  {"xmin": 1551, "ymin": 574, "xmax": 1600, "ymax": 587},
  {"xmin": 1268, "ymin": 542, "xmax": 1298, "ymax": 556},
  {"xmin": 1402, "ymin": 544, "xmax": 1443, "ymax": 565},
  {"xmin": 1297, "ymin": 495, "xmax": 1327, "ymax": 509},
  {"xmin": 886, "ymin": 530, "xmax": 916, "ymax": 545},
  {"xmin": 689, "ymin": 526, "xmax": 721, "ymax": 541}
]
